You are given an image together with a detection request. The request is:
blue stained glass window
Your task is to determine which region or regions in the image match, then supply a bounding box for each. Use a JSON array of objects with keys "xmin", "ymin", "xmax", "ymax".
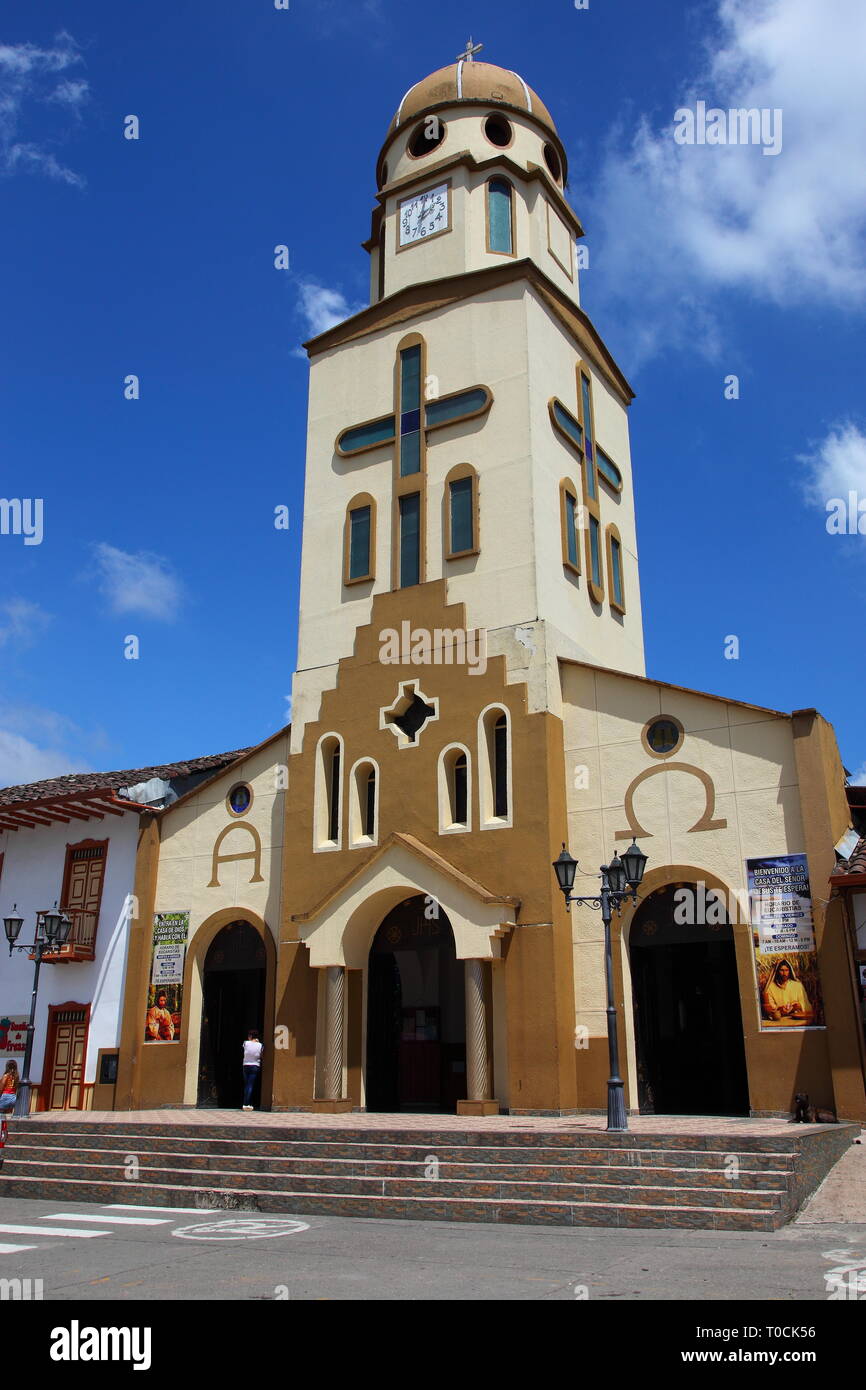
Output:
[
  {"xmin": 581, "ymin": 374, "xmax": 598, "ymax": 499},
  {"xmin": 348, "ymin": 505, "xmax": 371, "ymax": 580},
  {"xmin": 611, "ymin": 536, "xmax": 624, "ymax": 607},
  {"xmin": 229, "ymin": 784, "xmax": 251, "ymax": 815},
  {"xmin": 426, "ymin": 389, "xmax": 488, "ymax": 428},
  {"xmin": 552, "ymin": 400, "xmax": 583, "ymax": 452},
  {"xmin": 449, "ymin": 476, "xmax": 474, "ymax": 553},
  {"xmin": 488, "ymin": 179, "xmax": 513, "ymax": 254},
  {"xmin": 565, "ymin": 491, "xmax": 579, "ymax": 567},
  {"xmin": 589, "ymin": 515, "xmax": 602, "ymax": 588},
  {"xmin": 596, "ymin": 446, "xmax": 622, "ymax": 492},
  {"xmin": 338, "ymin": 416, "xmax": 395, "ymax": 455},
  {"xmin": 399, "ymin": 346, "xmax": 422, "ymax": 476},
  {"xmin": 399, "ymin": 493, "xmax": 421, "ymax": 587}
]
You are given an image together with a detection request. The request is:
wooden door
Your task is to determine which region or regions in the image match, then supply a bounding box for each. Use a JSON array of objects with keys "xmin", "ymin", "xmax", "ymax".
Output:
[{"xmin": 46, "ymin": 1007, "xmax": 89, "ymax": 1109}]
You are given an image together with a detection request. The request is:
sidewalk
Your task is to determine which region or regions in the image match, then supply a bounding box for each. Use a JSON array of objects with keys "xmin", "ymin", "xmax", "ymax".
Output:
[{"xmin": 797, "ymin": 1131, "xmax": 866, "ymax": 1222}]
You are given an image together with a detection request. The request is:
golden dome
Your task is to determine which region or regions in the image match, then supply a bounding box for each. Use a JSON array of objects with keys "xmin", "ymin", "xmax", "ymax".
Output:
[{"xmin": 388, "ymin": 60, "xmax": 559, "ymax": 141}]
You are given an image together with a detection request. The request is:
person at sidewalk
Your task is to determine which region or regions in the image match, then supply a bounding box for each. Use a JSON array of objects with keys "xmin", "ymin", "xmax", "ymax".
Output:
[
  {"xmin": 0, "ymin": 1061, "xmax": 19, "ymax": 1113},
  {"xmin": 241, "ymin": 1031, "xmax": 263, "ymax": 1111}
]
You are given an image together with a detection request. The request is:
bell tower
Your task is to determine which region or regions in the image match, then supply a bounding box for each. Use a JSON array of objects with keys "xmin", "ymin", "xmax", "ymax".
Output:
[{"xmin": 291, "ymin": 46, "xmax": 645, "ymax": 747}]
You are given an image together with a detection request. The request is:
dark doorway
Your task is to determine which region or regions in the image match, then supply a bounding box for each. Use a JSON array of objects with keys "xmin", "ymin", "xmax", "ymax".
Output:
[
  {"xmin": 197, "ymin": 921, "xmax": 266, "ymax": 1109},
  {"xmin": 366, "ymin": 896, "xmax": 466, "ymax": 1113},
  {"xmin": 630, "ymin": 884, "xmax": 750, "ymax": 1116}
]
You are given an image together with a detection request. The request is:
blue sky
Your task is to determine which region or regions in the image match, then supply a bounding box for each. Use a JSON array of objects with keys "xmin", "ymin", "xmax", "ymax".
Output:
[{"xmin": 1, "ymin": 0, "xmax": 865, "ymax": 786}]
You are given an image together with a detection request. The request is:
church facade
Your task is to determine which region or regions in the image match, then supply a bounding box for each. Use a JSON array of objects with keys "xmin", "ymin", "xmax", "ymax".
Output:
[{"xmin": 114, "ymin": 56, "xmax": 866, "ymax": 1123}]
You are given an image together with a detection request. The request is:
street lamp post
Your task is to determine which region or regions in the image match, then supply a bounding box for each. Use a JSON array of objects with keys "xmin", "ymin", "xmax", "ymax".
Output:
[
  {"xmin": 552, "ymin": 840, "xmax": 648, "ymax": 1132},
  {"xmin": 3, "ymin": 903, "xmax": 72, "ymax": 1118}
]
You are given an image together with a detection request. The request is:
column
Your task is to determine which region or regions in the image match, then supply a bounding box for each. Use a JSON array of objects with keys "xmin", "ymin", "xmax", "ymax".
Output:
[
  {"xmin": 461, "ymin": 958, "xmax": 498, "ymax": 1114},
  {"xmin": 322, "ymin": 965, "xmax": 346, "ymax": 1101}
]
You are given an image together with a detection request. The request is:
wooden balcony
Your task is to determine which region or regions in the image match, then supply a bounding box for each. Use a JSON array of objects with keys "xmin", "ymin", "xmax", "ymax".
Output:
[{"xmin": 34, "ymin": 908, "xmax": 98, "ymax": 963}]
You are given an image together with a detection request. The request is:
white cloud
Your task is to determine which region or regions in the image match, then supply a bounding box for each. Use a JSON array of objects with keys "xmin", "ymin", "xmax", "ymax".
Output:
[
  {"xmin": 799, "ymin": 422, "xmax": 866, "ymax": 506},
  {"xmin": 850, "ymin": 762, "xmax": 866, "ymax": 787},
  {"xmin": 295, "ymin": 280, "xmax": 364, "ymax": 339},
  {"xmin": 47, "ymin": 79, "xmax": 89, "ymax": 108},
  {"xmin": 0, "ymin": 703, "xmax": 92, "ymax": 790},
  {"xmin": 284, "ymin": 694, "xmax": 292, "ymax": 724},
  {"xmin": 91, "ymin": 544, "xmax": 184, "ymax": 621},
  {"xmin": 0, "ymin": 730, "xmax": 85, "ymax": 789},
  {"xmin": 0, "ymin": 598, "xmax": 50, "ymax": 648},
  {"xmin": 589, "ymin": 0, "xmax": 866, "ymax": 367},
  {"xmin": 0, "ymin": 32, "xmax": 87, "ymax": 186}
]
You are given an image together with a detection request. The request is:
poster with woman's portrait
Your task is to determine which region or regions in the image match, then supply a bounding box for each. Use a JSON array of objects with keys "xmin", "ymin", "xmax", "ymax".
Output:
[{"xmin": 747, "ymin": 855, "xmax": 826, "ymax": 1030}]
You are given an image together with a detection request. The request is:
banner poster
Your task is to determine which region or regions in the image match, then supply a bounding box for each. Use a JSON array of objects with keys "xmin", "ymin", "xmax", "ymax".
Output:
[
  {"xmin": 144, "ymin": 911, "xmax": 189, "ymax": 1043},
  {"xmin": 0, "ymin": 1017, "xmax": 29, "ymax": 1055},
  {"xmin": 747, "ymin": 854, "xmax": 825, "ymax": 1030}
]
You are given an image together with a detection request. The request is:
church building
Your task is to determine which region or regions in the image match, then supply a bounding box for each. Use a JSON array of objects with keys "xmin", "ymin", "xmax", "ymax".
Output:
[{"xmin": 113, "ymin": 51, "xmax": 866, "ymax": 1124}]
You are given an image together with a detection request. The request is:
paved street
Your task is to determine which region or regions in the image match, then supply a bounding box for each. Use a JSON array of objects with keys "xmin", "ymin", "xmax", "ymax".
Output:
[{"xmin": 0, "ymin": 1193, "xmax": 864, "ymax": 1301}]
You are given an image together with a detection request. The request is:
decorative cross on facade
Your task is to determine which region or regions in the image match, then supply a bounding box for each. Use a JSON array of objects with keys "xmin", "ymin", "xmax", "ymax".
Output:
[
  {"xmin": 336, "ymin": 341, "xmax": 491, "ymax": 470},
  {"xmin": 380, "ymin": 680, "xmax": 439, "ymax": 748},
  {"xmin": 335, "ymin": 339, "xmax": 492, "ymax": 588},
  {"xmin": 549, "ymin": 364, "xmax": 625, "ymax": 608},
  {"xmin": 457, "ymin": 37, "xmax": 483, "ymax": 63}
]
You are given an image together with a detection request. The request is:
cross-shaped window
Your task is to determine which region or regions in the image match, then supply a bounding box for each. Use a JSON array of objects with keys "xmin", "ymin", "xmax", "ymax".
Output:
[
  {"xmin": 549, "ymin": 362, "xmax": 624, "ymax": 608},
  {"xmin": 335, "ymin": 335, "xmax": 492, "ymax": 589}
]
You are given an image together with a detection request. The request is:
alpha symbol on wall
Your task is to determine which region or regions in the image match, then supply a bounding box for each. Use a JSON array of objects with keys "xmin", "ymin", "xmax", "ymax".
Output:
[{"xmin": 208, "ymin": 822, "xmax": 265, "ymax": 887}]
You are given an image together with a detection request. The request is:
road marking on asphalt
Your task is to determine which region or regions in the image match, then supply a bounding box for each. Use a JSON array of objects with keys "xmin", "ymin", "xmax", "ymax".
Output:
[
  {"xmin": 108, "ymin": 1203, "xmax": 220, "ymax": 1214},
  {"xmin": 0, "ymin": 1224, "xmax": 109, "ymax": 1238},
  {"xmin": 172, "ymin": 1216, "xmax": 310, "ymax": 1241},
  {"xmin": 43, "ymin": 1212, "xmax": 172, "ymax": 1226},
  {"xmin": 0, "ymin": 1242, "xmax": 37, "ymax": 1253}
]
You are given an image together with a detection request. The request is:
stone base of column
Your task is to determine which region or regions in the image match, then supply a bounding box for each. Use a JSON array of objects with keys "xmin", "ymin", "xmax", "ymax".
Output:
[
  {"xmin": 457, "ymin": 1099, "xmax": 500, "ymax": 1116},
  {"xmin": 309, "ymin": 1099, "xmax": 354, "ymax": 1113}
]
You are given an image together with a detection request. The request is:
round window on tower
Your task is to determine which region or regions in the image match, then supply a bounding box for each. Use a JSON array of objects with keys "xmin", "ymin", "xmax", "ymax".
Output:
[
  {"xmin": 484, "ymin": 114, "xmax": 513, "ymax": 148},
  {"xmin": 642, "ymin": 717, "xmax": 684, "ymax": 760},
  {"xmin": 543, "ymin": 142, "xmax": 562, "ymax": 183},
  {"xmin": 407, "ymin": 117, "xmax": 446, "ymax": 158}
]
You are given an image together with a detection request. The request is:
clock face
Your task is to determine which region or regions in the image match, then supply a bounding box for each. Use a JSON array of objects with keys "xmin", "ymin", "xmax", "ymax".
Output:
[{"xmin": 398, "ymin": 183, "xmax": 449, "ymax": 247}]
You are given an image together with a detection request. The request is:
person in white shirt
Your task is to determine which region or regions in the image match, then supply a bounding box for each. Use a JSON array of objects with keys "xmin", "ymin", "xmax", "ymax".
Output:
[{"xmin": 241, "ymin": 1031, "xmax": 264, "ymax": 1111}]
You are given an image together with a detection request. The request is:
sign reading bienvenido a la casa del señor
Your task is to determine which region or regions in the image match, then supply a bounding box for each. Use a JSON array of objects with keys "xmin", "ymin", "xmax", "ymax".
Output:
[
  {"xmin": 144, "ymin": 911, "xmax": 189, "ymax": 1043},
  {"xmin": 747, "ymin": 854, "xmax": 826, "ymax": 1031}
]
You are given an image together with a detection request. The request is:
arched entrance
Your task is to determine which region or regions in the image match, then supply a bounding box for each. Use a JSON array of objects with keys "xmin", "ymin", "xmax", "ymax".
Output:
[
  {"xmin": 366, "ymin": 895, "xmax": 466, "ymax": 1113},
  {"xmin": 629, "ymin": 883, "xmax": 750, "ymax": 1116},
  {"xmin": 197, "ymin": 920, "xmax": 266, "ymax": 1108}
]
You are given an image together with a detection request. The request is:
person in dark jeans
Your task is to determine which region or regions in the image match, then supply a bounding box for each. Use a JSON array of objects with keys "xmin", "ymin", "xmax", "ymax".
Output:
[{"xmin": 241, "ymin": 1031, "xmax": 263, "ymax": 1111}]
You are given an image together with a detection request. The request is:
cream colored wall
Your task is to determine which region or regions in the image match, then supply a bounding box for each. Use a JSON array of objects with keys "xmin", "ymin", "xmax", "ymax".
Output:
[
  {"xmin": 153, "ymin": 736, "xmax": 289, "ymax": 947},
  {"xmin": 561, "ymin": 663, "xmax": 805, "ymax": 1091},
  {"xmin": 294, "ymin": 283, "xmax": 539, "ymax": 737},
  {"xmin": 379, "ymin": 106, "xmax": 580, "ymax": 308}
]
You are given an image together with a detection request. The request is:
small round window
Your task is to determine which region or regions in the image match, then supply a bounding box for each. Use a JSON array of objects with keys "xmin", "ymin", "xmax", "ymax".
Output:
[
  {"xmin": 408, "ymin": 117, "xmax": 445, "ymax": 158},
  {"xmin": 484, "ymin": 114, "xmax": 512, "ymax": 148},
  {"xmin": 227, "ymin": 783, "xmax": 252, "ymax": 816},
  {"xmin": 643, "ymin": 718, "xmax": 683, "ymax": 758},
  {"xmin": 543, "ymin": 142, "xmax": 562, "ymax": 182}
]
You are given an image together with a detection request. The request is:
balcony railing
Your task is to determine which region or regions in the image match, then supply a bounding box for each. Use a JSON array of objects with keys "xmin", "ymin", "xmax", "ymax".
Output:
[{"xmin": 34, "ymin": 907, "xmax": 99, "ymax": 962}]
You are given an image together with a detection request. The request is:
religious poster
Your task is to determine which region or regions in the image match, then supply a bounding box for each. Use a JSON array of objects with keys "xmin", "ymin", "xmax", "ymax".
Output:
[
  {"xmin": 144, "ymin": 911, "xmax": 189, "ymax": 1043},
  {"xmin": 746, "ymin": 855, "xmax": 825, "ymax": 1030},
  {"xmin": 0, "ymin": 1017, "xmax": 29, "ymax": 1056}
]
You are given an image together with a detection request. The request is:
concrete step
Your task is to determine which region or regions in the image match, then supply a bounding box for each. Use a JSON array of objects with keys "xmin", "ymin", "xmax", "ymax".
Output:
[
  {"xmin": 4, "ymin": 1129, "xmax": 798, "ymax": 1170},
  {"xmin": 0, "ymin": 1173, "xmax": 785, "ymax": 1231},
  {"xmin": 1, "ymin": 1143, "xmax": 796, "ymax": 1190},
  {"xmin": 0, "ymin": 1156, "xmax": 788, "ymax": 1209}
]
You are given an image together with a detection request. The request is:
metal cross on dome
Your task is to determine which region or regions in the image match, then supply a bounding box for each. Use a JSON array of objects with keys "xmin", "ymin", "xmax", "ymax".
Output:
[{"xmin": 457, "ymin": 37, "xmax": 483, "ymax": 63}]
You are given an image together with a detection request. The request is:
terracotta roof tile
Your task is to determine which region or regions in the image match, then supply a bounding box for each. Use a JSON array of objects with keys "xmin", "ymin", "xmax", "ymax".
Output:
[{"xmin": 0, "ymin": 749, "xmax": 251, "ymax": 808}]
